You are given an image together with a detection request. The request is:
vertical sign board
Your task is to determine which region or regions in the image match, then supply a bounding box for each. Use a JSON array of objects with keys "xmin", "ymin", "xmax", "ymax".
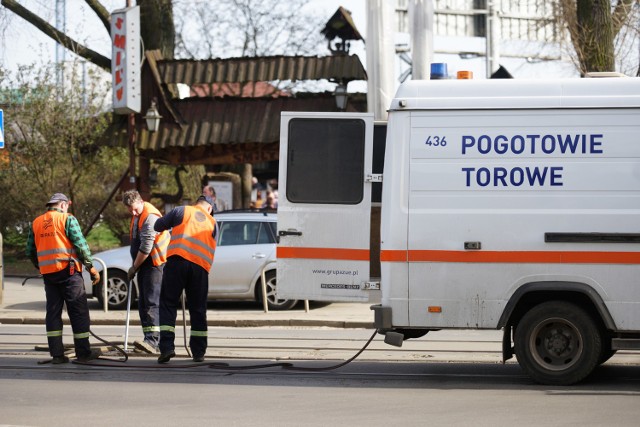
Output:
[
  {"xmin": 111, "ymin": 6, "xmax": 141, "ymax": 114},
  {"xmin": 0, "ymin": 109, "xmax": 4, "ymax": 149}
]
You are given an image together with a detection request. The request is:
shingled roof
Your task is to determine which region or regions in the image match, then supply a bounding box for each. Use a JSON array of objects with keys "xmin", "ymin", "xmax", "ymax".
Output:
[
  {"xmin": 156, "ymin": 54, "xmax": 367, "ymax": 85},
  {"xmin": 121, "ymin": 51, "xmax": 368, "ymax": 165}
]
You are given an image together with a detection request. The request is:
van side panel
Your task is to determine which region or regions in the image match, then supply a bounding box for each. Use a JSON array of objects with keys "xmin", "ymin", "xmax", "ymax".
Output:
[
  {"xmin": 404, "ymin": 108, "xmax": 640, "ymax": 330},
  {"xmin": 380, "ymin": 113, "xmax": 412, "ymax": 326}
]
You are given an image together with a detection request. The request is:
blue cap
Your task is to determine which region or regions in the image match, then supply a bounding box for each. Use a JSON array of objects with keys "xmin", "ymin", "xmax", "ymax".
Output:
[{"xmin": 430, "ymin": 63, "xmax": 448, "ymax": 80}]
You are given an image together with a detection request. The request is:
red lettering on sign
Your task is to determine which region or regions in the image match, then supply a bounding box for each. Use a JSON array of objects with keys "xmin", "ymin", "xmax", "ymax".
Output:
[
  {"xmin": 113, "ymin": 34, "xmax": 126, "ymax": 49},
  {"xmin": 115, "ymin": 51, "xmax": 121, "ymax": 67},
  {"xmin": 115, "ymin": 17, "xmax": 123, "ymax": 30},
  {"xmin": 115, "ymin": 70, "xmax": 122, "ymax": 85},
  {"xmin": 116, "ymin": 88, "xmax": 123, "ymax": 101}
]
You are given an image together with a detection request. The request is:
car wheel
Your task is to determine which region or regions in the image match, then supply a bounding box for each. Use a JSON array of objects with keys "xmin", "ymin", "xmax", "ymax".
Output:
[
  {"xmin": 514, "ymin": 301, "xmax": 602, "ymax": 385},
  {"xmin": 96, "ymin": 269, "xmax": 134, "ymax": 310},
  {"xmin": 257, "ymin": 271, "xmax": 298, "ymax": 311}
]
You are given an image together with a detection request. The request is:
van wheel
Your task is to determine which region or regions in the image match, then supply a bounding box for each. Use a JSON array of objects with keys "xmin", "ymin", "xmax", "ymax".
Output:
[
  {"xmin": 257, "ymin": 271, "xmax": 297, "ymax": 311},
  {"xmin": 514, "ymin": 301, "xmax": 602, "ymax": 385},
  {"xmin": 96, "ymin": 269, "xmax": 134, "ymax": 310},
  {"xmin": 598, "ymin": 331, "xmax": 617, "ymax": 365}
]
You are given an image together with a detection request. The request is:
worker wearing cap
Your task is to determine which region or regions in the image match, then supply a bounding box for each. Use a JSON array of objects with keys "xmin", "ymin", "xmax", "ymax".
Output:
[
  {"xmin": 26, "ymin": 193, "xmax": 102, "ymax": 364},
  {"xmin": 154, "ymin": 196, "xmax": 217, "ymax": 363},
  {"xmin": 122, "ymin": 190, "xmax": 169, "ymax": 354}
]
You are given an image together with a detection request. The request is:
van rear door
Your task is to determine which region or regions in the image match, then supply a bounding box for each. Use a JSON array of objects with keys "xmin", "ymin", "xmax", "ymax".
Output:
[{"xmin": 277, "ymin": 112, "xmax": 376, "ymax": 302}]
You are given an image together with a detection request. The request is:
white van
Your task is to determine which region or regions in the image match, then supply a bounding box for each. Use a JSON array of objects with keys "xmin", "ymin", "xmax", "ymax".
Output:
[{"xmin": 277, "ymin": 77, "xmax": 640, "ymax": 385}]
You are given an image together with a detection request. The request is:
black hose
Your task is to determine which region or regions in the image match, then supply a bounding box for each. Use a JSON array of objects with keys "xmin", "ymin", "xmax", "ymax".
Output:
[
  {"xmin": 68, "ymin": 329, "xmax": 378, "ymax": 372},
  {"xmin": 88, "ymin": 329, "xmax": 129, "ymax": 362},
  {"xmin": 208, "ymin": 329, "xmax": 378, "ymax": 372},
  {"xmin": 21, "ymin": 275, "xmax": 42, "ymax": 286}
]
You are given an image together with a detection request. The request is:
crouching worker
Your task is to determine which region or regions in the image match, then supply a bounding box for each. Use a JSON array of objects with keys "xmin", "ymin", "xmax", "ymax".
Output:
[
  {"xmin": 26, "ymin": 193, "xmax": 102, "ymax": 364},
  {"xmin": 122, "ymin": 190, "xmax": 169, "ymax": 354},
  {"xmin": 154, "ymin": 196, "xmax": 217, "ymax": 363}
]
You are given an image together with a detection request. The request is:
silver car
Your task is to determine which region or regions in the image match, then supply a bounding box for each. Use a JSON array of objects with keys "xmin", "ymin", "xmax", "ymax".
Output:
[{"xmin": 85, "ymin": 211, "xmax": 297, "ymax": 310}]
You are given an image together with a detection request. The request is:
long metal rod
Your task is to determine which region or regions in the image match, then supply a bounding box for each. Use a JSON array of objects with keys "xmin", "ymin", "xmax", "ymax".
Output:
[{"xmin": 123, "ymin": 279, "xmax": 133, "ymax": 351}]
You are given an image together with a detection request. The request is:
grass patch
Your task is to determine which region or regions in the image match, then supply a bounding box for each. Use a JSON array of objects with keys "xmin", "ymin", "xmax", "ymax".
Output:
[{"xmin": 86, "ymin": 222, "xmax": 121, "ymax": 252}]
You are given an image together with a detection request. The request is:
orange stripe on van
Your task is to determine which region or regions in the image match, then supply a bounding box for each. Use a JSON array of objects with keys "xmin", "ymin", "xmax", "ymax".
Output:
[
  {"xmin": 380, "ymin": 250, "xmax": 408, "ymax": 262},
  {"xmin": 397, "ymin": 250, "xmax": 640, "ymax": 264},
  {"xmin": 277, "ymin": 247, "xmax": 370, "ymax": 261}
]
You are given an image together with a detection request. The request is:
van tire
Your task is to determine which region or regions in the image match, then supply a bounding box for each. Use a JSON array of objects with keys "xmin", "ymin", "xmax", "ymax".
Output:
[{"xmin": 514, "ymin": 301, "xmax": 602, "ymax": 385}]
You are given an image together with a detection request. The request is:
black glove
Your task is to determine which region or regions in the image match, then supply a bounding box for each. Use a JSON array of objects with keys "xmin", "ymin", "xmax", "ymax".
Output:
[{"xmin": 127, "ymin": 265, "xmax": 137, "ymax": 282}]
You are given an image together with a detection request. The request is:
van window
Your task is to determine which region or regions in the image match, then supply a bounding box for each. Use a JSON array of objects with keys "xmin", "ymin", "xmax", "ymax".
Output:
[{"xmin": 287, "ymin": 118, "xmax": 365, "ymax": 204}]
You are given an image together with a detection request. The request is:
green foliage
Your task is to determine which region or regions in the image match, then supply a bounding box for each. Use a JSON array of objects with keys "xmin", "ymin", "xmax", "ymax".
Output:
[
  {"xmin": 0, "ymin": 62, "xmax": 128, "ymax": 243},
  {"xmin": 86, "ymin": 222, "xmax": 121, "ymax": 252},
  {"xmin": 1, "ymin": 225, "xmax": 28, "ymax": 255}
]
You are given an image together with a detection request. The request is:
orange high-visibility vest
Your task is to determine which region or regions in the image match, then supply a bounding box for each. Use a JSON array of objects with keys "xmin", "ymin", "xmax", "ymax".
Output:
[
  {"xmin": 32, "ymin": 210, "xmax": 80, "ymax": 274},
  {"xmin": 130, "ymin": 202, "xmax": 169, "ymax": 266},
  {"xmin": 167, "ymin": 205, "xmax": 216, "ymax": 272}
]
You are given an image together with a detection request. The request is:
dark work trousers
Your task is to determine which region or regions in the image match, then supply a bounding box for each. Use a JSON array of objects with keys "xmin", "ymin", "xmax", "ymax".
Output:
[
  {"xmin": 136, "ymin": 263, "xmax": 163, "ymax": 347},
  {"xmin": 159, "ymin": 256, "xmax": 209, "ymax": 357},
  {"xmin": 43, "ymin": 269, "xmax": 92, "ymax": 359}
]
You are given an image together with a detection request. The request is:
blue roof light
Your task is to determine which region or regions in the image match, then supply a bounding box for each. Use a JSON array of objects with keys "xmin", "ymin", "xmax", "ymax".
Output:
[{"xmin": 430, "ymin": 63, "xmax": 448, "ymax": 80}]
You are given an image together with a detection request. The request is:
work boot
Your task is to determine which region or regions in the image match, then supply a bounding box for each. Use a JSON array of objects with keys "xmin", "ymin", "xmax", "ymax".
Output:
[
  {"xmin": 77, "ymin": 349, "xmax": 102, "ymax": 363},
  {"xmin": 157, "ymin": 351, "xmax": 175, "ymax": 364},
  {"xmin": 51, "ymin": 355, "xmax": 70, "ymax": 364},
  {"xmin": 134, "ymin": 340, "xmax": 158, "ymax": 354},
  {"xmin": 193, "ymin": 355, "xmax": 205, "ymax": 363}
]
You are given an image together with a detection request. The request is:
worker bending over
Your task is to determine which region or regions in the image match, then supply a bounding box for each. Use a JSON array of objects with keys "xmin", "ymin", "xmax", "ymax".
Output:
[
  {"xmin": 154, "ymin": 196, "xmax": 217, "ymax": 363},
  {"xmin": 122, "ymin": 190, "xmax": 169, "ymax": 354}
]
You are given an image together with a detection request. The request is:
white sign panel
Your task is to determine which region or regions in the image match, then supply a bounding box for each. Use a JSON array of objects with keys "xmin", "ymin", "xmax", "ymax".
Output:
[
  {"xmin": 111, "ymin": 6, "xmax": 141, "ymax": 114},
  {"xmin": 208, "ymin": 181, "xmax": 233, "ymax": 212},
  {"xmin": 0, "ymin": 109, "xmax": 4, "ymax": 148}
]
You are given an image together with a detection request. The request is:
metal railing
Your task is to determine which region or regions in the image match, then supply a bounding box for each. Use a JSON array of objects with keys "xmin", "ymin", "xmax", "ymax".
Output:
[{"xmin": 92, "ymin": 257, "xmax": 108, "ymax": 312}]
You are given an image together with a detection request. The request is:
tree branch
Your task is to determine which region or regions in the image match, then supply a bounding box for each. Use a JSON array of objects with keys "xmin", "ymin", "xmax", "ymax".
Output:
[
  {"xmin": 611, "ymin": 0, "xmax": 636, "ymax": 36},
  {"xmin": 85, "ymin": 0, "xmax": 111, "ymax": 34},
  {"xmin": 1, "ymin": 0, "xmax": 111, "ymax": 71}
]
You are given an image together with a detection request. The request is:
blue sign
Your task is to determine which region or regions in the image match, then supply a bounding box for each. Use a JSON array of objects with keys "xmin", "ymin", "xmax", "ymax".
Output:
[{"xmin": 0, "ymin": 109, "xmax": 4, "ymax": 148}]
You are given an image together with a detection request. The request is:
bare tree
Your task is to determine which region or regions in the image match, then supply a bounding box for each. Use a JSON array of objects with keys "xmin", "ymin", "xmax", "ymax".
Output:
[
  {"xmin": 0, "ymin": 0, "xmax": 176, "ymax": 70},
  {"xmin": 557, "ymin": 0, "xmax": 638, "ymax": 74},
  {"xmin": 174, "ymin": 0, "xmax": 326, "ymax": 97},
  {"xmin": 174, "ymin": 0, "xmax": 326, "ymax": 59}
]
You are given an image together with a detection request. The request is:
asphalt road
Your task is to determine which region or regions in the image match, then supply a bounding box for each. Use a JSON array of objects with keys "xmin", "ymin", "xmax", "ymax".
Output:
[{"xmin": 1, "ymin": 324, "xmax": 639, "ymax": 427}]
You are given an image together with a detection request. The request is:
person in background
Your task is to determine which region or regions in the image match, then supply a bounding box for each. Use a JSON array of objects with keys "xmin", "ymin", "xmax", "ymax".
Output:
[
  {"xmin": 122, "ymin": 190, "xmax": 169, "ymax": 354},
  {"xmin": 154, "ymin": 196, "xmax": 217, "ymax": 363},
  {"xmin": 202, "ymin": 185, "xmax": 216, "ymax": 213},
  {"xmin": 262, "ymin": 190, "xmax": 278, "ymax": 210},
  {"xmin": 254, "ymin": 191, "xmax": 264, "ymax": 208},
  {"xmin": 26, "ymin": 193, "xmax": 102, "ymax": 364},
  {"xmin": 203, "ymin": 185, "xmax": 228, "ymax": 213}
]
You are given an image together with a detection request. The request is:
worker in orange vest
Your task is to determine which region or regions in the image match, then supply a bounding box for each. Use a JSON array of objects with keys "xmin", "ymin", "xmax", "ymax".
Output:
[
  {"xmin": 26, "ymin": 193, "xmax": 102, "ymax": 364},
  {"xmin": 154, "ymin": 196, "xmax": 217, "ymax": 363},
  {"xmin": 122, "ymin": 190, "xmax": 170, "ymax": 354}
]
